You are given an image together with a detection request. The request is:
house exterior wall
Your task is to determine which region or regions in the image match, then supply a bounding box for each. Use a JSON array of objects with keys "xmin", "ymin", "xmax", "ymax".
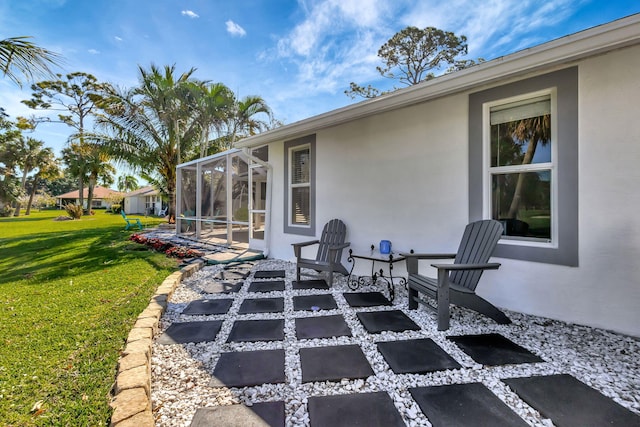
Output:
[
  {"xmin": 125, "ymin": 196, "xmax": 146, "ymax": 215},
  {"xmin": 265, "ymin": 44, "xmax": 640, "ymax": 337}
]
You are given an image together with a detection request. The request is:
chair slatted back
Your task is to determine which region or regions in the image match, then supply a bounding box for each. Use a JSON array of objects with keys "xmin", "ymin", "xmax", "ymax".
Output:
[
  {"xmin": 316, "ymin": 219, "xmax": 347, "ymax": 264},
  {"xmin": 451, "ymin": 220, "xmax": 503, "ymax": 291}
]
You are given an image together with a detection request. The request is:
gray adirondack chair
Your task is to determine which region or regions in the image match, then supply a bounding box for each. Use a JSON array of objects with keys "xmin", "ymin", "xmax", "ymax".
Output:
[
  {"xmin": 292, "ymin": 219, "xmax": 350, "ymax": 286},
  {"xmin": 403, "ymin": 220, "xmax": 511, "ymax": 330}
]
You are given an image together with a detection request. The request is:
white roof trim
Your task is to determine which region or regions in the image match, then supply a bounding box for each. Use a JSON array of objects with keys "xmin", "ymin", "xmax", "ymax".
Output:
[{"xmin": 237, "ymin": 14, "xmax": 640, "ymax": 148}]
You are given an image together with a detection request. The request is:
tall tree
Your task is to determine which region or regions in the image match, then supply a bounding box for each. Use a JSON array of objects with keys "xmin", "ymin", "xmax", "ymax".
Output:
[
  {"xmin": 0, "ymin": 36, "xmax": 61, "ymax": 87},
  {"xmin": 84, "ymin": 143, "xmax": 115, "ymax": 212},
  {"xmin": 22, "ymin": 72, "xmax": 112, "ymax": 211},
  {"xmin": 24, "ymin": 147, "xmax": 59, "ymax": 215},
  {"xmin": 345, "ymin": 26, "xmax": 482, "ymax": 99},
  {"xmin": 0, "ymin": 114, "xmax": 24, "ymax": 212},
  {"xmin": 228, "ymin": 95, "xmax": 273, "ymax": 145}
]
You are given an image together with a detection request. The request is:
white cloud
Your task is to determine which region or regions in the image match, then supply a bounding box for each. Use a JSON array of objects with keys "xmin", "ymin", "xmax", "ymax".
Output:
[
  {"xmin": 181, "ymin": 10, "xmax": 199, "ymax": 19},
  {"xmin": 88, "ymin": 48, "xmax": 100, "ymax": 54},
  {"xmin": 114, "ymin": 36, "xmax": 123, "ymax": 42},
  {"xmin": 226, "ymin": 20, "xmax": 247, "ymax": 37}
]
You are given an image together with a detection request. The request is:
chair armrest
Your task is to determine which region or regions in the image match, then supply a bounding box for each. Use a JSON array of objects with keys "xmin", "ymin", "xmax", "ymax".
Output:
[
  {"xmin": 328, "ymin": 242, "xmax": 350, "ymax": 252},
  {"xmin": 431, "ymin": 262, "xmax": 501, "ymax": 271},
  {"xmin": 402, "ymin": 252, "xmax": 456, "ymax": 274},
  {"xmin": 292, "ymin": 240, "xmax": 320, "ymax": 248},
  {"xmin": 292, "ymin": 240, "xmax": 320, "ymax": 258}
]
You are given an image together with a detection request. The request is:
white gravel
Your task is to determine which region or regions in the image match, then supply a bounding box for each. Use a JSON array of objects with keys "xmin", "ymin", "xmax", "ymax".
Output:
[{"xmin": 151, "ymin": 258, "xmax": 640, "ymax": 426}]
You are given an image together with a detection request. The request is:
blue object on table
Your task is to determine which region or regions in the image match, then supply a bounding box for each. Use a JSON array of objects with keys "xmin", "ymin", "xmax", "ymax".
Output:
[{"xmin": 380, "ymin": 240, "xmax": 392, "ymax": 254}]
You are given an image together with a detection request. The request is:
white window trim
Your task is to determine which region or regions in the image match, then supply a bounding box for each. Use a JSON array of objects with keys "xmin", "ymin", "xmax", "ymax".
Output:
[
  {"xmin": 288, "ymin": 143, "xmax": 311, "ymax": 230},
  {"xmin": 482, "ymin": 88, "xmax": 559, "ymax": 249}
]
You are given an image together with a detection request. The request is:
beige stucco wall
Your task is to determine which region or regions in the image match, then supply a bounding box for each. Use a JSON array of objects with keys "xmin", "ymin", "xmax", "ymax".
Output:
[{"xmin": 264, "ymin": 44, "xmax": 640, "ymax": 337}]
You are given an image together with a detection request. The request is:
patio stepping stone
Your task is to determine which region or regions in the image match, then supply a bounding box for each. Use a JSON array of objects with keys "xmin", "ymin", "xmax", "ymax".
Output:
[
  {"xmin": 156, "ymin": 320, "xmax": 223, "ymax": 345},
  {"xmin": 227, "ymin": 319, "xmax": 285, "ymax": 343},
  {"xmin": 448, "ymin": 333, "xmax": 544, "ymax": 366},
  {"xmin": 376, "ymin": 338, "xmax": 462, "ymax": 374},
  {"xmin": 248, "ymin": 280, "xmax": 286, "ymax": 293},
  {"xmin": 292, "ymin": 279, "xmax": 329, "ymax": 290},
  {"xmin": 295, "ymin": 315, "xmax": 352, "ymax": 340},
  {"xmin": 190, "ymin": 401, "xmax": 285, "ymax": 427},
  {"xmin": 307, "ymin": 392, "xmax": 405, "ymax": 427},
  {"xmin": 293, "ymin": 294, "xmax": 338, "ymax": 311},
  {"xmin": 201, "ymin": 281, "xmax": 243, "ymax": 294},
  {"xmin": 503, "ymin": 374, "xmax": 640, "ymax": 427},
  {"xmin": 238, "ymin": 297, "xmax": 284, "ymax": 314},
  {"xmin": 410, "ymin": 382, "xmax": 529, "ymax": 427},
  {"xmin": 343, "ymin": 291, "xmax": 391, "ymax": 307},
  {"xmin": 356, "ymin": 310, "xmax": 421, "ymax": 334},
  {"xmin": 253, "ymin": 270, "xmax": 286, "ymax": 279},
  {"xmin": 299, "ymin": 344, "xmax": 374, "ymax": 383},
  {"xmin": 211, "ymin": 349, "xmax": 286, "ymax": 388},
  {"xmin": 182, "ymin": 299, "xmax": 233, "ymax": 315}
]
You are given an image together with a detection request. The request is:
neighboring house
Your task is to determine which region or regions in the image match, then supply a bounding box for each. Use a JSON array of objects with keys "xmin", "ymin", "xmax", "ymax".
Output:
[
  {"xmin": 177, "ymin": 15, "xmax": 640, "ymax": 337},
  {"xmin": 56, "ymin": 186, "xmax": 121, "ymax": 209},
  {"xmin": 124, "ymin": 186, "xmax": 164, "ymax": 215}
]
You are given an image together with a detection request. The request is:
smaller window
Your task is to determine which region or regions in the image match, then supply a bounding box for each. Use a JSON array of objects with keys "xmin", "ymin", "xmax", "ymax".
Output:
[
  {"xmin": 290, "ymin": 145, "xmax": 311, "ymax": 226},
  {"xmin": 284, "ymin": 135, "xmax": 315, "ymax": 236},
  {"xmin": 485, "ymin": 92, "xmax": 555, "ymax": 243}
]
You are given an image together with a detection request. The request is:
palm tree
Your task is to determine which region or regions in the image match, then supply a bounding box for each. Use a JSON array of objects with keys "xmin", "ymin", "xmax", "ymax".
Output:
[
  {"xmin": 228, "ymin": 95, "xmax": 273, "ymax": 146},
  {"xmin": 93, "ymin": 64, "xmax": 201, "ymax": 222},
  {"xmin": 0, "ymin": 36, "xmax": 61, "ymax": 86},
  {"xmin": 117, "ymin": 175, "xmax": 139, "ymax": 193},
  {"xmin": 13, "ymin": 136, "xmax": 45, "ymax": 216},
  {"xmin": 186, "ymin": 81, "xmax": 235, "ymax": 157},
  {"xmin": 61, "ymin": 143, "xmax": 88, "ymax": 211},
  {"xmin": 84, "ymin": 143, "xmax": 115, "ymax": 213}
]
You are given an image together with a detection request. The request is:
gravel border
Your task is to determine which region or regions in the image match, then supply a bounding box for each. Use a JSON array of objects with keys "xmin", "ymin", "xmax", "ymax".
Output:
[{"xmin": 151, "ymin": 259, "xmax": 640, "ymax": 426}]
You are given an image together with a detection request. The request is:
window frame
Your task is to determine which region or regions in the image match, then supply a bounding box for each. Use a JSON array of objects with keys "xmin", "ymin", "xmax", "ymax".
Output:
[
  {"xmin": 469, "ymin": 67, "xmax": 578, "ymax": 266},
  {"xmin": 483, "ymin": 89, "xmax": 558, "ymax": 247},
  {"xmin": 284, "ymin": 135, "xmax": 316, "ymax": 236}
]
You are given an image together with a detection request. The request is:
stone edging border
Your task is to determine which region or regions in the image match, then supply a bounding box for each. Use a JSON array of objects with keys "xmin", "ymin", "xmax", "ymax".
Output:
[{"xmin": 109, "ymin": 260, "xmax": 205, "ymax": 427}]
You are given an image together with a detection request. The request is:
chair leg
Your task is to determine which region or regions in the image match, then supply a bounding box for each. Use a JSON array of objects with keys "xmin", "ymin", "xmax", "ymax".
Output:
[
  {"xmin": 436, "ymin": 269, "xmax": 450, "ymax": 331},
  {"xmin": 408, "ymin": 286, "xmax": 419, "ymax": 310},
  {"xmin": 296, "ymin": 266, "xmax": 301, "ymax": 282},
  {"xmin": 327, "ymin": 269, "xmax": 333, "ymax": 287}
]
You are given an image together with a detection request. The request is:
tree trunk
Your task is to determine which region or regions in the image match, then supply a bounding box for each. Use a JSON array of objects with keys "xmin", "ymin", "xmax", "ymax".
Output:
[
  {"xmin": 86, "ymin": 175, "xmax": 96, "ymax": 215},
  {"xmin": 25, "ymin": 174, "xmax": 40, "ymax": 215}
]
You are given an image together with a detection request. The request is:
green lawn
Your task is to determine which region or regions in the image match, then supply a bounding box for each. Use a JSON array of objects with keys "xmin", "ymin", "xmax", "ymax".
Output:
[{"xmin": 0, "ymin": 210, "xmax": 176, "ymax": 426}]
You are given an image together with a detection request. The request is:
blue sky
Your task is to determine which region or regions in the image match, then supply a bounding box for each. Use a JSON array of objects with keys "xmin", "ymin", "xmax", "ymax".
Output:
[{"xmin": 1, "ymin": 0, "xmax": 638, "ymax": 166}]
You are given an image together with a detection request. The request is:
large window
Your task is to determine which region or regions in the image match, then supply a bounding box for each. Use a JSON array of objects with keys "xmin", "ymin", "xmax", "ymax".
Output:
[
  {"xmin": 469, "ymin": 67, "xmax": 578, "ymax": 266},
  {"xmin": 284, "ymin": 135, "xmax": 315, "ymax": 235},
  {"xmin": 487, "ymin": 93, "xmax": 554, "ymax": 242}
]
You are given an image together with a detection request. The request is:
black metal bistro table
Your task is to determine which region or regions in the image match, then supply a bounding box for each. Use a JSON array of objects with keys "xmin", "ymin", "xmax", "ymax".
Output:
[{"xmin": 347, "ymin": 245, "xmax": 407, "ymax": 302}]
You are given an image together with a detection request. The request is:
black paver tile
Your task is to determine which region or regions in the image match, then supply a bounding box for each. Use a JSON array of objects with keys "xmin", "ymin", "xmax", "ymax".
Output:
[
  {"xmin": 157, "ymin": 320, "xmax": 223, "ymax": 345},
  {"xmin": 410, "ymin": 382, "xmax": 529, "ymax": 427},
  {"xmin": 227, "ymin": 319, "xmax": 285, "ymax": 343},
  {"xmin": 292, "ymin": 280, "xmax": 329, "ymax": 290},
  {"xmin": 248, "ymin": 280, "xmax": 285, "ymax": 293},
  {"xmin": 503, "ymin": 374, "xmax": 640, "ymax": 427},
  {"xmin": 343, "ymin": 292, "xmax": 391, "ymax": 307},
  {"xmin": 308, "ymin": 392, "xmax": 405, "ymax": 427},
  {"xmin": 254, "ymin": 270, "xmax": 286, "ymax": 279},
  {"xmin": 211, "ymin": 349, "xmax": 286, "ymax": 388},
  {"xmin": 190, "ymin": 401, "xmax": 285, "ymax": 427},
  {"xmin": 201, "ymin": 282, "xmax": 243, "ymax": 294},
  {"xmin": 293, "ymin": 294, "xmax": 337, "ymax": 311},
  {"xmin": 295, "ymin": 315, "xmax": 352, "ymax": 340},
  {"xmin": 182, "ymin": 299, "xmax": 233, "ymax": 315},
  {"xmin": 215, "ymin": 270, "xmax": 251, "ymax": 281},
  {"xmin": 356, "ymin": 310, "xmax": 420, "ymax": 333},
  {"xmin": 448, "ymin": 333, "xmax": 544, "ymax": 366},
  {"xmin": 238, "ymin": 297, "xmax": 284, "ymax": 314},
  {"xmin": 377, "ymin": 338, "xmax": 462, "ymax": 374},
  {"xmin": 300, "ymin": 345, "xmax": 373, "ymax": 383}
]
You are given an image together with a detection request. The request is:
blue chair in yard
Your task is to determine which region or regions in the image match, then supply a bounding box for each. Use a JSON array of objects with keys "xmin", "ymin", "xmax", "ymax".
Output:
[
  {"xmin": 121, "ymin": 210, "xmax": 143, "ymax": 230},
  {"xmin": 404, "ymin": 219, "xmax": 511, "ymax": 330}
]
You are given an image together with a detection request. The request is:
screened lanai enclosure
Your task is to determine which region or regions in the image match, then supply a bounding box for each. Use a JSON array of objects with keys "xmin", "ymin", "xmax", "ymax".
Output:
[{"xmin": 176, "ymin": 147, "xmax": 270, "ymax": 250}]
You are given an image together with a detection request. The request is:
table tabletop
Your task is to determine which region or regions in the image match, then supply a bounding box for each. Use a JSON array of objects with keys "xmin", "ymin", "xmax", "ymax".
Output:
[{"xmin": 349, "ymin": 245, "xmax": 406, "ymax": 263}]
